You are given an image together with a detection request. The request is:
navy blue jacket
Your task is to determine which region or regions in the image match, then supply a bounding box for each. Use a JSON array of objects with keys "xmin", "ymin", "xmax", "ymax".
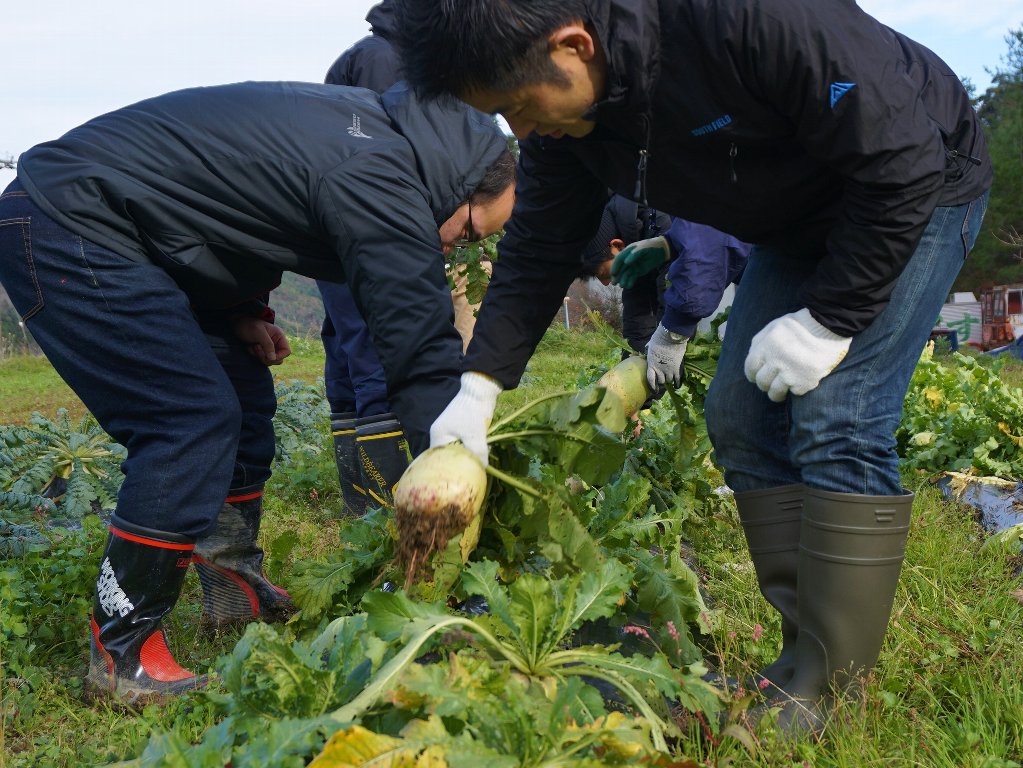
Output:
[
  {"xmin": 17, "ymin": 81, "xmax": 507, "ymax": 448},
  {"xmin": 660, "ymin": 219, "xmax": 749, "ymax": 337},
  {"xmin": 465, "ymin": 0, "xmax": 991, "ymax": 388}
]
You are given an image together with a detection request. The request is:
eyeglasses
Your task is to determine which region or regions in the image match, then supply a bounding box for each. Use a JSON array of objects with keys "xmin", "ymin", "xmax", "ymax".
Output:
[{"xmin": 453, "ymin": 198, "xmax": 482, "ymax": 248}]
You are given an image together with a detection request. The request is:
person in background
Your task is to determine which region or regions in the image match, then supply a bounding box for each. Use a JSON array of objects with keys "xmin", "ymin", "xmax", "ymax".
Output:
[
  {"xmin": 321, "ymin": 0, "xmax": 499, "ymax": 514},
  {"xmin": 579, "ymin": 195, "xmax": 749, "ymax": 391},
  {"xmin": 0, "ymin": 80, "xmax": 514, "ymax": 703},
  {"xmin": 394, "ymin": 0, "xmax": 991, "ymax": 736}
]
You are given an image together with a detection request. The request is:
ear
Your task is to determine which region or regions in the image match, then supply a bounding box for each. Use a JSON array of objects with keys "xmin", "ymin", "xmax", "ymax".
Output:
[{"xmin": 549, "ymin": 23, "xmax": 597, "ymax": 61}]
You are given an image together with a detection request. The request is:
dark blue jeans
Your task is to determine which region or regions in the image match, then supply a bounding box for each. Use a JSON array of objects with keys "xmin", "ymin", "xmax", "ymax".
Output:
[
  {"xmin": 0, "ymin": 180, "xmax": 275, "ymax": 538},
  {"xmin": 705, "ymin": 192, "xmax": 989, "ymax": 496},
  {"xmin": 316, "ymin": 279, "xmax": 390, "ymax": 418}
]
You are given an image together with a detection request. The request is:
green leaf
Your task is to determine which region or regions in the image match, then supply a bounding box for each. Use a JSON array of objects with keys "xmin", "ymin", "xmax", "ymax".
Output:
[
  {"xmin": 361, "ymin": 589, "xmax": 452, "ymax": 642},
  {"xmin": 508, "ymin": 572, "xmax": 558, "ymax": 666},
  {"xmin": 460, "ymin": 560, "xmax": 516, "ymax": 638}
]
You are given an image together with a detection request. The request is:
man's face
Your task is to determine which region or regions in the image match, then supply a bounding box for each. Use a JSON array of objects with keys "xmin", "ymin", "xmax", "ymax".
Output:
[
  {"xmin": 464, "ymin": 24, "xmax": 606, "ymax": 141},
  {"xmin": 592, "ymin": 239, "xmax": 624, "ymax": 286},
  {"xmin": 438, "ymin": 182, "xmax": 516, "ymax": 255}
]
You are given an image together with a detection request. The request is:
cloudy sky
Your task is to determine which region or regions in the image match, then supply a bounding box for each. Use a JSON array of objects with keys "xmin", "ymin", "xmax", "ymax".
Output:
[{"xmin": 2, "ymin": 0, "xmax": 1020, "ymax": 188}]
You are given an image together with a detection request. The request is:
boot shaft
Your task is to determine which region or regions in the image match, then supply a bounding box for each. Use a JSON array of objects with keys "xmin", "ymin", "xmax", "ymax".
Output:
[
  {"xmin": 355, "ymin": 412, "xmax": 410, "ymax": 508},
  {"xmin": 796, "ymin": 488, "xmax": 913, "ymax": 684},
  {"xmin": 734, "ymin": 484, "xmax": 804, "ymax": 687},
  {"xmin": 94, "ymin": 516, "xmax": 194, "ymax": 647},
  {"xmin": 331, "ymin": 411, "xmax": 369, "ymax": 516},
  {"xmin": 192, "ymin": 485, "xmax": 293, "ymax": 626}
]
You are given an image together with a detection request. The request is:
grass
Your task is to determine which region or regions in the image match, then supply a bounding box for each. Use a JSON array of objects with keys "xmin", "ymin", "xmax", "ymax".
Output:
[{"xmin": 1, "ymin": 327, "xmax": 1022, "ymax": 766}]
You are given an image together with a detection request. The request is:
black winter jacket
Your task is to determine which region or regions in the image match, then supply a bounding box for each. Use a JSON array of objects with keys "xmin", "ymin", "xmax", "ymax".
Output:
[
  {"xmin": 17, "ymin": 81, "xmax": 507, "ymax": 448},
  {"xmin": 467, "ymin": 0, "xmax": 992, "ymax": 388}
]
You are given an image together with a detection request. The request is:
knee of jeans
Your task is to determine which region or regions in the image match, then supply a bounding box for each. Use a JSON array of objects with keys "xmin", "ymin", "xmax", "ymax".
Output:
[
  {"xmin": 196, "ymin": 389, "xmax": 244, "ymax": 441},
  {"xmin": 704, "ymin": 377, "xmax": 738, "ymax": 452}
]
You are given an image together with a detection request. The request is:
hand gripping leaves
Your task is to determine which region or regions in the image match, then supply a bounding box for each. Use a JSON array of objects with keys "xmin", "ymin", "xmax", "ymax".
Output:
[{"xmin": 393, "ymin": 356, "xmax": 653, "ymax": 585}]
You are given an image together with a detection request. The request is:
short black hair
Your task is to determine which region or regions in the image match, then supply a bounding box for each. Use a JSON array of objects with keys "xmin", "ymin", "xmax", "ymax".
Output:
[
  {"xmin": 393, "ymin": 0, "xmax": 588, "ymax": 99},
  {"xmin": 469, "ymin": 148, "xmax": 516, "ymax": 204}
]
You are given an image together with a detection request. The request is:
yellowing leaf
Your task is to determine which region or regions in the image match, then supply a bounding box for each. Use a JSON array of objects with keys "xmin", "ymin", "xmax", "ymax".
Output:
[
  {"xmin": 923, "ymin": 386, "xmax": 945, "ymax": 407},
  {"xmin": 997, "ymin": 422, "xmax": 1023, "ymax": 448},
  {"xmin": 309, "ymin": 726, "xmax": 447, "ymax": 768},
  {"xmin": 911, "ymin": 431, "xmax": 937, "ymax": 446}
]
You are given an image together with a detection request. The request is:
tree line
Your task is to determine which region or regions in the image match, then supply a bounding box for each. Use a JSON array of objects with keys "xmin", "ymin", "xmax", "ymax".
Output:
[{"xmin": 957, "ymin": 26, "xmax": 1023, "ymax": 290}]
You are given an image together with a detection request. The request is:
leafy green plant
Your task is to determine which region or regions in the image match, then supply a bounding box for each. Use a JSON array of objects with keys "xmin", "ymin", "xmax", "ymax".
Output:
[
  {"xmin": 0, "ymin": 409, "xmax": 125, "ymax": 520},
  {"xmin": 133, "ymin": 559, "xmax": 721, "ymax": 765},
  {"xmin": 272, "ymin": 379, "xmax": 330, "ymax": 466},
  {"xmin": 897, "ymin": 347, "xmax": 1023, "ymax": 479},
  {"xmin": 1, "ymin": 516, "xmax": 102, "ymax": 724}
]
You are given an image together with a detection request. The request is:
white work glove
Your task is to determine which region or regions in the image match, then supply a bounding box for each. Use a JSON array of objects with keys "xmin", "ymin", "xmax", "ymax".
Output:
[
  {"xmin": 429, "ymin": 371, "xmax": 503, "ymax": 466},
  {"xmin": 645, "ymin": 323, "xmax": 689, "ymax": 389},
  {"xmin": 744, "ymin": 308, "xmax": 852, "ymax": 402}
]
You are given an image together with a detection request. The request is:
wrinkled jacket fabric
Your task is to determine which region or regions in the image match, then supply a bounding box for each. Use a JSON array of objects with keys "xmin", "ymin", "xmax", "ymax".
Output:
[
  {"xmin": 17, "ymin": 81, "xmax": 507, "ymax": 447},
  {"xmin": 324, "ymin": 2, "xmax": 400, "ymax": 90},
  {"xmin": 660, "ymin": 219, "xmax": 749, "ymax": 337},
  {"xmin": 467, "ymin": 0, "xmax": 991, "ymax": 388}
]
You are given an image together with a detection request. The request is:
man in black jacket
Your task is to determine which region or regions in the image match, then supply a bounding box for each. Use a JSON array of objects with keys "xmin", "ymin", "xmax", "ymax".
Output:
[
  {"xmin": 393, "ymin": 0, "xmax": 991, "ymax": 736},
  {"xmin": 319, "ymin": 0, "xmax": 501, "ymax": 515},
  {"xmin": 319, "ymin": 1, "xmax": 414, "ymax": 516},
  {"xmin": 0, "ymin": 81, "xmax": 514, "ymax": 703}
]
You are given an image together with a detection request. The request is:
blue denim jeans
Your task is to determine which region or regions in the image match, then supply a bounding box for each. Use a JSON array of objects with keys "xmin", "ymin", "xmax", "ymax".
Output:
[
  {"xmin": 0, "ymin": 179, "xmax": 275, "ymax": 538},
  {"xmin": 705, "ymin": 191, "xmax": 989, "ymax": 496},
  {"xmin": 316, "ymin": 279, "xmax": 390, "ymax": 418}
]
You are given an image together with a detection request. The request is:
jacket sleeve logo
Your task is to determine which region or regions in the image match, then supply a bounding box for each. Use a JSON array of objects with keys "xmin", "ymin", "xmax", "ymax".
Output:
[{"xmin": 347, "ymin": 114, "xmax": 373, "ymax": 139}]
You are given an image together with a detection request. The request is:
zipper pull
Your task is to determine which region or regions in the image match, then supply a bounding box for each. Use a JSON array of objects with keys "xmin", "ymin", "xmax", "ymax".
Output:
[
  {"xmin": 949, "ymin": 148, "xmax": 982, "ymax": 167},
  {"xmin": 729, "ymin": 143, "xmax": 738, "ymax": 183},
  {"xmin": 634, "ymin": 149, "xmax": 650, "ymax": 205}
]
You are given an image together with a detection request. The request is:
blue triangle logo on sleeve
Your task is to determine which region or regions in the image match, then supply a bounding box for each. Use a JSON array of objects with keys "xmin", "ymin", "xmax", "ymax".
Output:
[{"xmin": 829, "ymin": 82, "xmax": 856, "ymax": 109}]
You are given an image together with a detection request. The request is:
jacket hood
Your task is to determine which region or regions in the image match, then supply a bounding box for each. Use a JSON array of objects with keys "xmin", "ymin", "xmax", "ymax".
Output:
[
  {"xmin": 366, "ymin": 1, "xmax": 396, "ymax": 40},
  {"xmin": 381, "ymin": 83, "xmax": 507, "ymax": 226}
]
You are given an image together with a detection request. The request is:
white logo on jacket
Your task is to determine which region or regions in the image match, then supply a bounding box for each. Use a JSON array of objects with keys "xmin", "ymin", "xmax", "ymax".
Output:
[
  {"xmin": 96, "ymin": 557, "xmax": 135, "ymax": 617},
  {"xmin": 347, "ymin": 114, "xmax": 372, "ymax": 139}
]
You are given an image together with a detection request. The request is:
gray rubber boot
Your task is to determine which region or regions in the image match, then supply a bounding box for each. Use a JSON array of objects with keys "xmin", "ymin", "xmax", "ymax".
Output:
[
  {"xmin": 767, "ymin": 488, "xmax": 912, "ymax": 737},
  {"xmin": 734, "ymin": 484, "xmax": 803, "ymax": 694},
  {"xmin": 331, "ymin": 412, "xmax": 369, "ymax": 517}
]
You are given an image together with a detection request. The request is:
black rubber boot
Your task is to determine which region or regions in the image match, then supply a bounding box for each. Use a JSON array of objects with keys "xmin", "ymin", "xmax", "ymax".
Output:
[
  {"xmin": 766, "ymin": 488, "xmax": 913, "ymax": 737},
  {"xmin": 85, "ymin": 515, "xmax": 202, "ymax": 704},
  {"xmin": 355, "ymin": 413, "xmax": 410, "ymax": 509},
  {"xmin": 735, "ymin": 484, "xmax": 803, "ymax": 694},
  {"xmin": 192, "ymin": 485, "xmax": 294, "ymax": 628},
  {"xmin": 331, "ymin": 411, "xmax": 369, "ymax": 517}
]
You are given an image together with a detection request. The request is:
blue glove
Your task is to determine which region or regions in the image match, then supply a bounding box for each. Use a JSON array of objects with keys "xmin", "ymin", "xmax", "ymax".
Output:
[{"xmin": 610, "ymin": 236, "xmax": 670, "ymax": 289}]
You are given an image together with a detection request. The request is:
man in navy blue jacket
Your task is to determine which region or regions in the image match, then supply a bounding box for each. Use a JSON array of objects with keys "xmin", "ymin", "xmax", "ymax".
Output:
[
  {"xmin": 0, "ymin": 82, "xmax": 514, "ymax": 703},
  {"xmin": 393, "ymin": 0, "xmax": 990, "ymax": 736},
  {"xmin": 581, "ymin": 195, "xmax": 749, "ymax": 388}
]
